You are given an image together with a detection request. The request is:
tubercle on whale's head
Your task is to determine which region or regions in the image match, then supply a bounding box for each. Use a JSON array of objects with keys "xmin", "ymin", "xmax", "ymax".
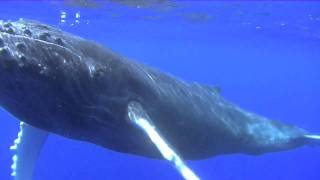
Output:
[
  {"xmin": 0, "ymin": 19, "xmax": 81, "ymax": 76},
  {"xmin": 0, "ymin": 19, "xmax": 115, "ymax": 81},
  {"xmin": 0, "ymin": 19, "xmax": 96, "ymax": 127}
]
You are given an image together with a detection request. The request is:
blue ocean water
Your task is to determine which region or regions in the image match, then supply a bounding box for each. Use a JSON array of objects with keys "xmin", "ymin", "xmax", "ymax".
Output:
[{"xmin": 0, "ymin": 1, "xmax": 320, "ymax": 180}]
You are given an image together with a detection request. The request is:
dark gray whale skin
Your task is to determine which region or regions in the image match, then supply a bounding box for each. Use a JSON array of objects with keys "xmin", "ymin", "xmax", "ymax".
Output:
[{"xmin": 0, "ymin": 19, "xmax": 310, "ymax": 160}]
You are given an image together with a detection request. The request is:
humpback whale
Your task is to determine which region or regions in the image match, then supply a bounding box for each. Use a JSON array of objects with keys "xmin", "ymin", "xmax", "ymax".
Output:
[{"xmin": 0, "ymin": 19, "xmax": 319, "ymax": 180}]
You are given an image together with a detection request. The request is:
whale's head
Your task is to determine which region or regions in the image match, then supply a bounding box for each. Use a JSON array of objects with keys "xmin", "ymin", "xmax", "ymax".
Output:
[
  {"xmin": 0, "ymin": 19, "xmax": 103, "ymax": 131},
  {"xmin": 0, "ymin": 19, "xmax": 159, "ymax": 159}
]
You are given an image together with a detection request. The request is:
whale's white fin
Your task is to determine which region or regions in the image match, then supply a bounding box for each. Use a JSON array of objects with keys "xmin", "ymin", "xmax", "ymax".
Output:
[
  {"xmin": 304, "ymin": 134, "xmax": 320, "ymax": 145},
  {"xmin": 127, "ymin": 101, "xmax": 200, "ymax": 180},
  {"xmin": 10, "ymin": 122, "xmax": 48, "ymax": 180}
]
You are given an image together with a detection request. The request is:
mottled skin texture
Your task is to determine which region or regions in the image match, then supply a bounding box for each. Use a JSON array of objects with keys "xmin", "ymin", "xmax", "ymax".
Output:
[{"xmin": 0, "ymin": 20, "xmax": 310, "ymax": 160}]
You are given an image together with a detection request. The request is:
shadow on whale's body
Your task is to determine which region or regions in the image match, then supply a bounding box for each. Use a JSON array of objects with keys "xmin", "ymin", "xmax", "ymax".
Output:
[{"xmin": 0, "ymin": 19, "xmax": 318, "ymax": 180}]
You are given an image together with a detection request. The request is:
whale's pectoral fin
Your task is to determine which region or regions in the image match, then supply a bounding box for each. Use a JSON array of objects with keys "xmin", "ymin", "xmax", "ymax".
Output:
[
  {"xmin": 10, "ymin": 122, "xmax": 48, "ymax": 180},
  {"xmin": 304, "ymin": 134, "xmax": 320, "ymax": 146},
  {"xmin": 127, "ymin": 101, "xmax": 200, "ymax": 180}
]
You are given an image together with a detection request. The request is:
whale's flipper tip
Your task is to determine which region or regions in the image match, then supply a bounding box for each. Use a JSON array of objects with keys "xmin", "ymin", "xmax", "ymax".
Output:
[
  {"xmin": 10, "ymin": 122, "xmax": 48, "ymax": 180},
  {"xmin": 304, "ymin": 134, "xmax": 320, "ymax": 145}
]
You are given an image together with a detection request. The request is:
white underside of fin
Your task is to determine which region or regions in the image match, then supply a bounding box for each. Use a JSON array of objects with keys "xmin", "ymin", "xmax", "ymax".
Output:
[
  {"xmin": 10, "ymin": 122, "xmax": 49, "ymax": 180},
  {"xmin": 128, "ymin": 102, "xmax": 200, "ymax": 180},
  {"xmin": 304, "ymin": 134, "xmax": 320, "ymax": 140},
  {"xmin": 304, "ymin": 134, "xmax": 320, "ymax": 145}
]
